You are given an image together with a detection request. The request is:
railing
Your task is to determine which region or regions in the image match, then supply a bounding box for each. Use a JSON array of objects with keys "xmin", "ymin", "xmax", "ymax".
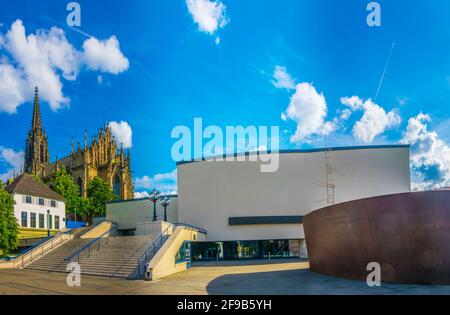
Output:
[
  {"xmin": 173, "ymin": 223, "xmax": 207, "ymax": 235},
  {"xmin": 136, "ymin": 223, "xmax": 207, "ymax": 277},
  {"xmin": 64, "ymin": 229, "xmax": 111, "ymax": 264},
  {"xmin": 13, "ymin": 230, "xmax": 73, "ymax": 268},
  {"xmin": 137, "ymin": 224, "xmax": 174, "ymax": 277}
]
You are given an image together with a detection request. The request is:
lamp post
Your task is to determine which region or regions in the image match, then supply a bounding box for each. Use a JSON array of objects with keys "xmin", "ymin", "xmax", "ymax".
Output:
[
  {"xmin": 47, "ymin": 209, "xmax": 50, "ymax": 237},
  {"xmin": 150, "ymin": 189, "xmax": 160, "ymax": 222},
  {"xmin": 160, "ymin": 197, "xmax": 171, "ymax": 222}
]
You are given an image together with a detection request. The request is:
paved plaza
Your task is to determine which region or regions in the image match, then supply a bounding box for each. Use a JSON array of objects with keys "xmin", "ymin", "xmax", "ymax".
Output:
[{"xmin": 0, "ymin": 260, "xmax": 449, "ymax": 295}]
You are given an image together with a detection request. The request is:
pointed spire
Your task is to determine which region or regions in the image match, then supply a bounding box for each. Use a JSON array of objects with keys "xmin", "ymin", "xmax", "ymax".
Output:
[
  {"xmin": 32, "ymin": 86, "xmax": 42, "ymax": 131},
  {"xmin": 84, "ymin": 130, "xmax": 88, "ymax": 149}
]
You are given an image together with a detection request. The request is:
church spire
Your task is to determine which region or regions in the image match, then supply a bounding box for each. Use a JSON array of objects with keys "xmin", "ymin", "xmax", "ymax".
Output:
[
  {"xmin": 31, "ymin": 86, "xmax": 42, "ymax": 132},
  {"xmin": 25, "ymin": 86, "xmax": 49, "ymax": 177}
]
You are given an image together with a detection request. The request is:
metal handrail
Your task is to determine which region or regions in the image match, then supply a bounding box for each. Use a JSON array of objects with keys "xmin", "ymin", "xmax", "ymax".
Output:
[
  {"xmin": 137, "ymin": 224, "xmax": 174, "ymax": 276},
  {"xmin": 173, "ymin": 223, "xmax": 207, "ymax": 235},
  {"xmin": 13, "ymin": 231, "xmax": 71, "ymax": 268},
  {"xmin": 136, "ymin": 223, "xmax": 207, "ymax": 277},
  {"xmin": 64, "ymin": 229, "xmax": 111, "ymax": 263}
]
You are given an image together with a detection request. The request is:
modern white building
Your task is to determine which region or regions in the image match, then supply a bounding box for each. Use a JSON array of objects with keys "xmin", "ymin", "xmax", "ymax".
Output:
[
  {"xmin": 105, "ymin": 145, "xmax": 411, "ymax": 262},
  {"xmin": 5, "ymin": 174, "xmax": 66, "ymax": 231},
  {"xmin": 176, "ymin": 145, "xmax": 411, "ymax": 260}
]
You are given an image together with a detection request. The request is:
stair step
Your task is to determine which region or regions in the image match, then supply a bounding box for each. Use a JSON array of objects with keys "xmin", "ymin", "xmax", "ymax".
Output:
[{"xmin": 24, "ymin": 235, "xmax": 161, "ymax": 279}]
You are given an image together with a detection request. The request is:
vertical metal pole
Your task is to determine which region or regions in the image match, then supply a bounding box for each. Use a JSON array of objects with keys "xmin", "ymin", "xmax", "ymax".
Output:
[
  {"xmin": 152, "ymin": 201, "xmax": 157, "ymax": 222},
  {"xmin": 47, "ymin": 210, "xmax": 50, "ymax": 237}
]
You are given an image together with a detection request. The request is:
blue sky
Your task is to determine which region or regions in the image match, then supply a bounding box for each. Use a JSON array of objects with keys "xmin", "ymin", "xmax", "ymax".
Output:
[{"xmin": 0, "ymin": 0, "xmax": 449, "ymax": 193}]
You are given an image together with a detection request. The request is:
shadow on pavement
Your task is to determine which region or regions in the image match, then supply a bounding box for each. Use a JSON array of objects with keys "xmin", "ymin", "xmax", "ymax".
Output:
[{"xmin": 206, "ymin": 269, "xmax": 450, "ymax": 295}]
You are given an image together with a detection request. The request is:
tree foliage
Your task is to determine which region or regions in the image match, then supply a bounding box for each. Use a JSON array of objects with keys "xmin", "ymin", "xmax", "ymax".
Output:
[
  {"xmin": 52, "ymin": 166, "xmax": 84, "ymax": 216},
  {"xmin": 50, "ymin": 170, "xmax": 117, "ymax": 222},
  {"xmin": 86, "ymin": 177, "xmax": 117, "ymax": 217},
  {"xmin": 0, "ymin": 183, "xmax": 19, "ymax": 256}
]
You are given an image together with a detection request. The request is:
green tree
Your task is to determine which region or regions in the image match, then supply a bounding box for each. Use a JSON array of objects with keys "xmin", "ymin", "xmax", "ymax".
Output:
[
  {"xmin": 0, "ymin": 183, "xmax": 19, "ymax": 256},
  {"xmin": 52, "ymin": 167, "xmax": 84, "ymax": 219},
  {"xmin": 86, "ymin": 177, "xmax": 117, "ymax": 218}
]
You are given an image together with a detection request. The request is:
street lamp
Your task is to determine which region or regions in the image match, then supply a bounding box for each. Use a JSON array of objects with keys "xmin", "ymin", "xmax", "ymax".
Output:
[
  {"xmin": 47, "ymin": 209, "xmax": 50, "ymax": 237},
  {"xmin": 150, "ymin": 189, "xmax": 160, "ymax": 222},
  {"xmin": 160, "ymin": 197, "xmax": 171, "ymax": 222}
]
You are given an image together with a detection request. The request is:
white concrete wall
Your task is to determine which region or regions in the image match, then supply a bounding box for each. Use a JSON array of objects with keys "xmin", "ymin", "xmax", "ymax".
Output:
[
  {"xmin": 177, "ymin": 146, "xmax": 411, "ymax": 242},
  {"xmin": 136, "ymin": 221, "xmax": 173, "ymax": 237},
  {"xmin": 148, "ymin": 226, "xmax": 202, "ymax": 280},
  {"xmin": 106, "ymin": 196, "xmax": 178, "ymax": 231},
  {"xmin": 13, "ymin": 193, "xmax": 66, "ymax": 230}
]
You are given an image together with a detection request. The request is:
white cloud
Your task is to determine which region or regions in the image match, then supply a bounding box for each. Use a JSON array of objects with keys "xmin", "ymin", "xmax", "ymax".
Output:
[
  {"xmin": 82, "ymin": 36, "xmax": 129, "ymax": 74},
  {"xmin": 134, "ymin": 169, "xmax": 178, "ymax": 195},
  {"xmin": 0, "ymin": 19, "xmax": 129, "ymax": 113},
  {"xmin": 0, "ymin": 146, "xmax": 24, "ymax": 182},
  {"xmin": 0, "ymin": 62, "xmax": 28, "ymax": 113},
  {"xmin": 2, "ymin": 20, "xmax": 73, "ymax": 111},
  {"xmin": 401, "ymin": 113, "xmax": 450, "ymax": 190},
  {"xmin": 108, "ymin": 121, "xmax": 133, "ymax": 149},
  {"xmin": 134, "ymin": 191, "xmax": 150, "ymax": 199},
  {"xmin": 340, "ymin": 108, "xmax": 352, "ymax": 120},
  {"xmin": 282, "ymin": 82, "xmax": 336, "ymax": 143},
  {"xmin": 272, "ymin": 65, "xmax": 296, "ymax": 90},
  {"xmin": 186, "ymin": 0, "xmax": 229, "ymax": 35},
  {"xmin": 340, "ymin": 96, "xmax": 401, "ymax": 143}
]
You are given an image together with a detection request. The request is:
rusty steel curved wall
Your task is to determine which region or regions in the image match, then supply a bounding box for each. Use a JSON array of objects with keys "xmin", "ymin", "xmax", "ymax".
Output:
[{"xmin": 304, "ymin": 191, "xmax": 450, "ymax": 284}]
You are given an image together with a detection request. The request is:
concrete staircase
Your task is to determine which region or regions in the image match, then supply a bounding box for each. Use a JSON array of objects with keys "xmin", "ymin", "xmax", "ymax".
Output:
[
  {"xmin": 23, "ymin": 239, "xmax": 92, "ymax": 272},
  {"xmin": 24, "ymin": 236, "xmax": 155, "ymax": 279}
]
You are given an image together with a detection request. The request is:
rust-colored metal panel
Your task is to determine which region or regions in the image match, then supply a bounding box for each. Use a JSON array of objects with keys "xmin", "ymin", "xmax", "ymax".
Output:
[{"xmin": 304, "ymin": 191, "xmax": 450, "ymax": 284}]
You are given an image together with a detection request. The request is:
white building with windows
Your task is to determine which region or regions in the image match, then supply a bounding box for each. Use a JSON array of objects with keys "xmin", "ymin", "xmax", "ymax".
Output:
[
  {"xmin": 176, "ymin": 145, "xmax": 411, "ymax": 260},
  {"xmin": 5, "ymin": 174, "xmax": 66, "ymax": 231}
]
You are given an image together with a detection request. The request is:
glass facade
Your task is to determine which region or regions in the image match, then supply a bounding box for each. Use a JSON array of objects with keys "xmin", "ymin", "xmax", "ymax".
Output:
[{"xmin": 191, "ymin": 239, "xmax": 301, "ymax": 261}]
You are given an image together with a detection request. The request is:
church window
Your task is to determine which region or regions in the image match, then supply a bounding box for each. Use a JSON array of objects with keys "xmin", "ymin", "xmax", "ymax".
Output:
[{"xmin": 113, "ymin": 174, "xmax": 121, "ymax": 198}]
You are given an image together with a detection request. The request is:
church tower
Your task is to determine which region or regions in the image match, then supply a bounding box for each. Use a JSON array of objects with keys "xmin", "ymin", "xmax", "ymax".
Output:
[{"xmin": 24, "ymin": 87, "xmax": 50, "ymax": 177}]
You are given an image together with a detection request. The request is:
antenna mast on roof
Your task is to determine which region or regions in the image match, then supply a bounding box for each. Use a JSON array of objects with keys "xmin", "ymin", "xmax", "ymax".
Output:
[{"xmin": 325, "ymin": 146, "xmax": 336, "ymax": 206}]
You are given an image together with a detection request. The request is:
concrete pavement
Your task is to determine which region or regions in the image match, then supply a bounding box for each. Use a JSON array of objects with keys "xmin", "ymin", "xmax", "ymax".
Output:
[{"xmin": 0, "ymin": 260, "xmax": 449, "ymax": 295}]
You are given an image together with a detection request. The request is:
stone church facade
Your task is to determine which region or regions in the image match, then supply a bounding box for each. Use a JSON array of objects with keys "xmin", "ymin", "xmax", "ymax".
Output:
[{"xmin": 24, "ymin": 87, "xmax": 134, "ymax": 200}]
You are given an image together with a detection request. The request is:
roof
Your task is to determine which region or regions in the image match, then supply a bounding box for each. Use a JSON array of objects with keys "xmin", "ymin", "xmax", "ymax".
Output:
[
  {"xmin": 5, "ymin": 173, "xmax": 65, "ymax": 202},
  {"xmin": 176, "ymin": 144, "xmax": 410, "ymax": 166}
]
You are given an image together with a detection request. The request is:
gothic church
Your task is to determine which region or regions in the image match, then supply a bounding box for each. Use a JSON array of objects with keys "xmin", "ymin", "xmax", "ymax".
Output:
[{"xmin": 24, "ymin": 87, "xmax": 134, "ymax": 200}]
